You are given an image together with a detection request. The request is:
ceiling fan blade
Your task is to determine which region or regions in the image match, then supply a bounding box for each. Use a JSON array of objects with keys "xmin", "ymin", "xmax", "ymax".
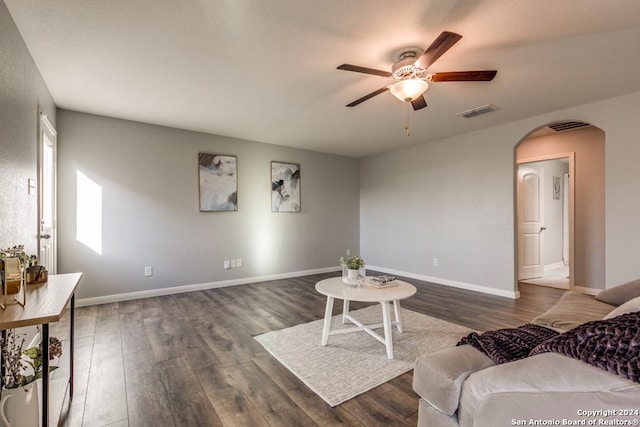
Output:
[
  {"xmin": 430, "ymin": 70, "xmax": 498, "ymax": 82},
  {"xmin": 414, "ymin": 31, "xmax": 463, "ymax": 69},
  {"xmin": 411, "ymin": 95, "xmax": 427, "ymax": 111},
  {"xmin": 337, "ymin": 64, "xmax": 392, "ymax": 78},
  {"xmin": 346, "ymin": 87, "xmax": 390, "ymax": 107}
]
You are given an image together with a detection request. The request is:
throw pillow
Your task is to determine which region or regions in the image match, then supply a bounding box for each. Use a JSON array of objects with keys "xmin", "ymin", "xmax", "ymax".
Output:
[
  {"xmin": 603, "ymin": 295, "xmax": 640, "ymax": 319},
  {"xmin": 595, "ymin": 278, "xmax": 640, "ymax": 306}
]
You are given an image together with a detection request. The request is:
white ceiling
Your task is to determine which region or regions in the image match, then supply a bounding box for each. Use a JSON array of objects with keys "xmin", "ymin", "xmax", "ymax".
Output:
[{"xmin": 6, "ymin": 0, "xmax": 640, "ymax": 158}]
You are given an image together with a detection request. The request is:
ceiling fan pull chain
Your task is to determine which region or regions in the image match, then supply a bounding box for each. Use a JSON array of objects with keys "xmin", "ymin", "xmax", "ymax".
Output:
[{"xmin": 404, "ymin": 103, "xmax": 411, "ymax": 136}]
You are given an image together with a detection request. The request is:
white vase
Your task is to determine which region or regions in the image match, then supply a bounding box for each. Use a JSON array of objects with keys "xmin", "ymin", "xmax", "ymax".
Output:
[
  {"xmin": 0, "ymin": 380, "xmax": 41, "ymax": 427},
  {"xmin": 347, "ymin": 269, "xmax": 360, "ymax": 281}
]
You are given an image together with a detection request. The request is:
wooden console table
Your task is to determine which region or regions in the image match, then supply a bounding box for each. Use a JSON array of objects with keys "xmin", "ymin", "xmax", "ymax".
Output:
[{"xmin": 0, "ymin": 272, "xmax": 82, "ymax": 427}]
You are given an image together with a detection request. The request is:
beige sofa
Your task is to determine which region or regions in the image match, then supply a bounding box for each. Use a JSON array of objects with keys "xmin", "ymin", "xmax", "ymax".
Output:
[{"xmin": 413, "ymin": 282, "xmax": 640, "ymax": 427}]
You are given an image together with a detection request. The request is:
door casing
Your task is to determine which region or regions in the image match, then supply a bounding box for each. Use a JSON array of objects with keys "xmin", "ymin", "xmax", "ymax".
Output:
[
  {"xmin": 38, "ymin": 113, "xmax": 57, "ymax": 274},
  {"xmin": 516, "ymin": 152, "xmax": 575, "ymax": 290}
]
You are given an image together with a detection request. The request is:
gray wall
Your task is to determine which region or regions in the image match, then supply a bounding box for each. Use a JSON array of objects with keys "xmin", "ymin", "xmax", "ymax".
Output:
[
  {"xmin": 518, "ymin": 127, "xmax": 605, "ymax": 289},
  {"xmin": 360, "ymin": 91, "xmax": 640, "ymax": 296},
  {"xmin": 5, "ymin": 0, "xmax": 639, "ymax": 300},
  {"xmin": 57, "ymin": 110, "xmax": 360, "ymax": 300},
  {"xmin": 0, "ymin": 2, "xmax": 56, "ymax": 254},
  {"xmin": 540, "ymin": 160, "xmax": 569, "ymax": 267},
  {"xmin": 360, "ymin": 128, "xmax": 516, "ymax": 297}
]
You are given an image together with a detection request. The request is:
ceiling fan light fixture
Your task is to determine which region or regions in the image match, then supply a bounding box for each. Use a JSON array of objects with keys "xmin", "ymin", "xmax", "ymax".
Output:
[{"xmin": 390, "ymin": 79, "xmax": 429, "ymax": 102}]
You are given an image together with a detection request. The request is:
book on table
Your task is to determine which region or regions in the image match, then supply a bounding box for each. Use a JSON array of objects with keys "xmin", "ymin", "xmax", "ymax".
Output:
[{"xmin": 367, "ymin": 275, "xmax": 398, "ymax": 288}]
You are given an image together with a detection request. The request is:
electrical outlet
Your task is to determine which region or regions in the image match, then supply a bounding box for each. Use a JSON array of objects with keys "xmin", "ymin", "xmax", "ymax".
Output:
[
  {"xmin": 230, "ymin": 259, "xmax": 237, "ymax": 268},
  {"xmin": 236, "ymin": 258, "xmax": 242, "ymax": 267},
  {"xmin": 432, "ymin": 258, "xmax": 438, "ymax": 267},
  {"xmin": 346, "ymin": 249, "xmax": 351, "ymax": 256},
  {"xmin": 144, "ymin": 266, "xmax": 153, "ymax": 277},
  {"xmin": 224, "ymin": 260, "xmax": 231, "ymax": 269}
]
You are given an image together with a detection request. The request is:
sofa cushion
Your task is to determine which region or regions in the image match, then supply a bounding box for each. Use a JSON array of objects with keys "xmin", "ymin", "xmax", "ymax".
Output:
[
  {"xmin": 531, "ymin": 291, "xmax": 615, "ymax": 331},
  {"xmin": 413, "ymin": 345, "xmax": 494, "ymax": 416},
  {"xmin": 457, "ymin": 353, "xmax": 640, "ymax": 427},
  {"xmin": 596, "ymin": 278, "xmax": 640, "ymax": 306},
  {"xmin": 603, "ymin": 295, "xmax": 640, "ymax": 319}
]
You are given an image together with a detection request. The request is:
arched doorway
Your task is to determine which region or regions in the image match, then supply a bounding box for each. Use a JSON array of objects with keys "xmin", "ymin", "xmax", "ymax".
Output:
[{"xmin": 514, "ymin": 121, "xmax": 605, "ymax": 295}]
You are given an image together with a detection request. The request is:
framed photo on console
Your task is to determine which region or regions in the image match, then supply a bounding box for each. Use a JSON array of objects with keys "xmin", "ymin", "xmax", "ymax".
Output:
[{"xmin": 271, "ymin": 161, "xmax": 301, "ymax": 212}]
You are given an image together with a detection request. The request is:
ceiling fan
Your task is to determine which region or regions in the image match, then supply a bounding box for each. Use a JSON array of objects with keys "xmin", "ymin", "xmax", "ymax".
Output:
[{"xmin": 337, "ymin": 31, "xmax": 497, "ymax": 111}]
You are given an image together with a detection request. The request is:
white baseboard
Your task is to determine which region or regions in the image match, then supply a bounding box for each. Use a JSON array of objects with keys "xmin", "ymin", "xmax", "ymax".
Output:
[
  {"xmin": 367, "ymin": 265, "xmax": 520, "ymax": 299},
  {"xmin": 574, "ymin": 286, "xmax": 600, "ymax": 296},
  {"xmin": 76, "ymin": 266, "xmax": 341, "ymax": 307},
  {"xmin": 77, "ymin": 264, "xmax": 524, "ymax": 307},
  {"xmin": 544, "ymin": 261, "xmax": 566, "ymax": 271}
]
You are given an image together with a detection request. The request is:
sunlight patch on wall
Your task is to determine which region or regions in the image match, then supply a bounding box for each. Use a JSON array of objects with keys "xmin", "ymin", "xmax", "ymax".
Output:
[
  {"xmin": 252, "ymin": 217, "xmax": 277, "ymax": 273},
  {"xmin": 76, "ymin": 170, "xmax": 103, "ymax": 255}
]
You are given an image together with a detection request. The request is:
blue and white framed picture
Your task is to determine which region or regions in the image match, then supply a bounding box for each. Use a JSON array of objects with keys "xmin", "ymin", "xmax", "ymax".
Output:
[
  {"xmin": 199, "ymin": 153, "xmax": 238, "ymax": 212},
  {"xmin": 271, "ymin": 161, "xmax": 301, "ymax": 212}
]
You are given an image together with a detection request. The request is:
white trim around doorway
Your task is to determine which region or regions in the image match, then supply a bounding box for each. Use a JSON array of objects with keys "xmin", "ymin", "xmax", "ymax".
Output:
[{"xmin": 516, "ymin": 152, "xmax": 575, "ymax": 290}]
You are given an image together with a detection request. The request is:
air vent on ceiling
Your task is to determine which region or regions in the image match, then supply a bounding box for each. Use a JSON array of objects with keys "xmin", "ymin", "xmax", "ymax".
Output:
[
  {"xmin": 547, "ymin": 121, "xmax": 590, "ymax": 132},
  {"xmin": 457, "ymin": 104, "xmax": 498, "ymax": 119}
]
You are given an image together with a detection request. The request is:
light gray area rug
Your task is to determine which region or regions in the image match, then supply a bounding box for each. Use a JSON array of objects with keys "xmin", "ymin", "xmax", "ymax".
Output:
[{"xmin": 254, "ymin": 305, "xmax": 474, "ymax": 406}]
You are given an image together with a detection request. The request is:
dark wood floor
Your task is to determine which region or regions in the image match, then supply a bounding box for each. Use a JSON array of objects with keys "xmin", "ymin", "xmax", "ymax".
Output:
[{"xmin": 52, "ymin": 272, "xmax": 565, "ymax": 427}]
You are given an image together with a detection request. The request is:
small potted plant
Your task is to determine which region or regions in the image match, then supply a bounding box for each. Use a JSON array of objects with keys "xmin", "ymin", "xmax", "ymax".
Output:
[{"xmin": 340, "ymin": 255, "xmax": 365, "ymax": 283}]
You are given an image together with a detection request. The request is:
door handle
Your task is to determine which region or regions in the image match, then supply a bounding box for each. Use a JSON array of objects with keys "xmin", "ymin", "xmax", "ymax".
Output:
[
  {"xmin": 540, "ymin": 227, "xmax": 546, "ymax": 232},
  {"xmin": 40, "ymin": 234, "xmax": 51, "ymax": 239}
]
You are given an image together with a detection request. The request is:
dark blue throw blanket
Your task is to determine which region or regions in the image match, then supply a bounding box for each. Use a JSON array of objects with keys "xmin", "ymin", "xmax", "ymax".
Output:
[
  {"xmin": 457, "ymin": 312, "xmax": 640, "ymax": 383},
  {"xmin": 457, "ymin": 323, "xmax": 558, "ymax": 364}
]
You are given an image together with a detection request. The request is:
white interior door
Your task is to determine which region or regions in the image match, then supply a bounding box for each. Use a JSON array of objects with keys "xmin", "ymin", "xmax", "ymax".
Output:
[
  {"xmin": 39, "ymin": 114, "xmax": 57, "ymax": 274},
  {"xmin": 517, "ymin": 167, "xmax": 544, "ymax": 280}
]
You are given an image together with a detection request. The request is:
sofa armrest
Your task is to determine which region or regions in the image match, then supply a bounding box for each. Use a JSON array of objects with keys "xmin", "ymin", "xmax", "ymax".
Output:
[
  {"xmin": 458, "ymin": 353, "xmax": 640, "ymax": 427},
  {"xmin": 413, "ymin": 345, "xmax": 495, "ymax": 416}
]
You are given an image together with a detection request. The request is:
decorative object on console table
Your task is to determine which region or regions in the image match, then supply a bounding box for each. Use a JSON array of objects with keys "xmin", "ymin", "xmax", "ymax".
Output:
[
  {"xmin": 0, "ymin": 329, "xmax": 63, "ymax": 426},
  {"xmin": 271, "ymin": 161, "xmax": 301, "ymax": 212},
  {"xmin": 340, "ymin": 255, "xmax": 366, "ymax": 287},
  {"xmin": 26, "ymin": 265, "xmax": 48, "ymax": 285},
  {"xmin": 0, "ymin": 246, "xmax": 30, "ymax": 309},
  {"xmin": 198, "ymin": 153, "xmax": 238, "ymax": 212}
]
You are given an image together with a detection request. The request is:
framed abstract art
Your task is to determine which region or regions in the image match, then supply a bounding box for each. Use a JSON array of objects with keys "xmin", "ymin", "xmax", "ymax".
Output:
[
  {"xmin": 271, "ymin": 161, "xmax": 300, "ymax": 212},
  {"xmin": 199, "ymin": 153, "xmax": 238, "ymax": 212}
]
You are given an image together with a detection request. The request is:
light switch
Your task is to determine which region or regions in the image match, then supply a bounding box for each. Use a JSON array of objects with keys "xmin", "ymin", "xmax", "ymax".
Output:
[{"xmin": 27, "ymin": 179, "xmax": 36, "ymax": 195}]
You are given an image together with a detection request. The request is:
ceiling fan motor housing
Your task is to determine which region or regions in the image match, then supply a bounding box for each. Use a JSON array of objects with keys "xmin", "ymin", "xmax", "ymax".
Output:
[{"xmin": 391, "ymin": 50, "xmax": 424, "ymax": 81}]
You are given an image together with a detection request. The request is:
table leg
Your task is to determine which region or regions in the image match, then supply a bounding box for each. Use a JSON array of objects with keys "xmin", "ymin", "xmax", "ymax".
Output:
[
  {"xmin": 42, "ymin": 323, "xmax": 50, "ymax": 427},
  {"xmin": 70, "ymin": 293, "xmax": 75, "ymax": 399},
  {"xmin": 321, "ymin": 296, "xmax": 334, "ymax": 346},
  {"xmin": 393, "ymin": 300, "xmax": 403, "ymax": 333},
  {"xmin": 381, "ymin": 301, "xmax": 394, "ymax": 359},
  {"xmin": 0, "ymin": 330, "xmax": 5, "ymax": 382},
  {"xmin": 342, "ymin": 299, "xmax": 350, "ymax": 324}
]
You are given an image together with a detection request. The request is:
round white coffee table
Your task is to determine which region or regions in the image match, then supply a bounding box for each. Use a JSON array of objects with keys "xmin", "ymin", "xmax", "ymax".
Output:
[{"xmin": 315, "ymin": 277, "xmax": 417, "ymax": 359}]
